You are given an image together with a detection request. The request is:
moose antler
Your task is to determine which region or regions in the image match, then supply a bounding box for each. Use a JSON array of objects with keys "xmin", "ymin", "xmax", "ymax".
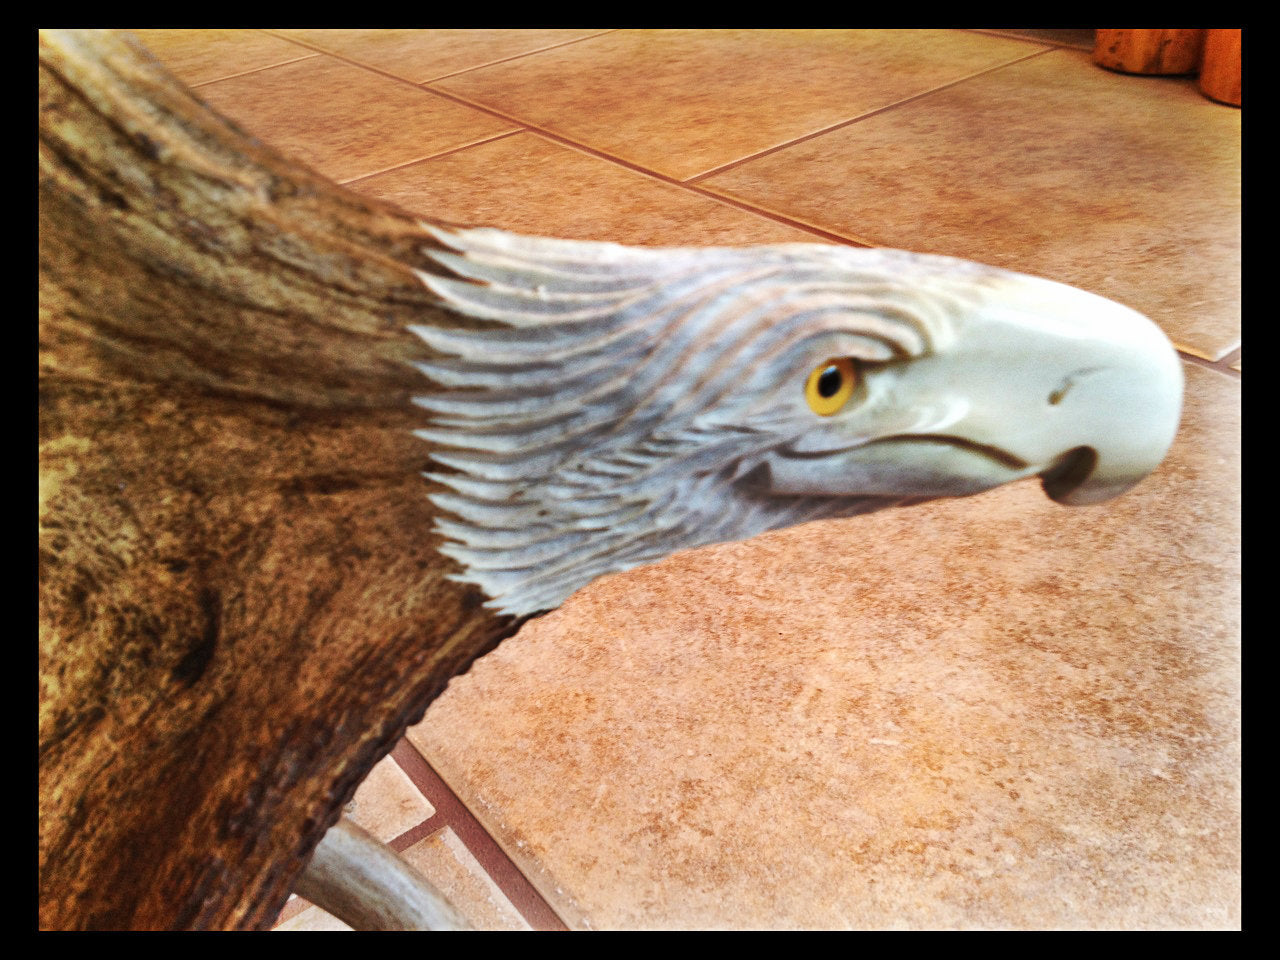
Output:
[{"xmin": 39, "ymin": 28, "xmax": 527, "ymax": 929}]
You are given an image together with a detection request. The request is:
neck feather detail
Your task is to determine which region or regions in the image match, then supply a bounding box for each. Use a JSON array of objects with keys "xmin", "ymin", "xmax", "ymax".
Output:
[{"xmin": 409, "ymin": 224, "xmax": 965, "ymax": 616}]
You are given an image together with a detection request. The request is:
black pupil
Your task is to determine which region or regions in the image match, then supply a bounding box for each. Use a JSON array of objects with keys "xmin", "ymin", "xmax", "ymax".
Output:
[{"xmin": 817, "ymin": 365, "xmax": 843, "ymax": 398}]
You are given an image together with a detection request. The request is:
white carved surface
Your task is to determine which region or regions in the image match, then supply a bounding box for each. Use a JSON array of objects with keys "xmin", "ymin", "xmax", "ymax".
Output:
[{"xmin": 411, "ymin": 225, "xmax": 1181, "ymax": 616}]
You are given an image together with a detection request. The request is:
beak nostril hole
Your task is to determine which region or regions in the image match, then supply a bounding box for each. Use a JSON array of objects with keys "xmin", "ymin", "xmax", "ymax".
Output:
[
  {"xmin": 1041, "ymin": 446, "xmax": 1098, "ymax": 502},
  {"xmin": 1049, "ymin": 367, "xmax": 1103, "ymax": 407}
]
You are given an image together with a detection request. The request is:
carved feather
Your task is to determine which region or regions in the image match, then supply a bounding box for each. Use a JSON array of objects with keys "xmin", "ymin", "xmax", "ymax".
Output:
[{"xmin": 410, "ymin": 225, "xmax": 1017, "ymax": 615}]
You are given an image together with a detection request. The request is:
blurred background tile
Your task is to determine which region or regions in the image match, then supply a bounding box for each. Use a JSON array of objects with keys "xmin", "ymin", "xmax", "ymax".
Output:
[
  {"xmin": 272, "ymin": 29, "xmax": 609, "ymax": 83},
  {"xmin": 430, "ymin": 29, "xmax": 1047, "ymax": 180},
  {"xmin": 132, "ymin": 29, "xmax": 315, "ymax": 86},
  {"xmin": 194, "ymin": 55, "xmax": 517, "ymax": 183},
  {"xmin": 352, "ymin": 131, "xmax": 833, "ymax": 246},
  {"xmin": 974, "ymin": 28, "xmax": 1098, "ymax": 49},
  {"xmin": 400, "ymin": 828, "xmax": 532, "ymax": 930},
  {"xmin": 343, "ymin": 755, "xmax": 435, "ymax": 842},
  {"xmin": 701, "ymin": 50, "xmax": 1240, "ymax": 360}
]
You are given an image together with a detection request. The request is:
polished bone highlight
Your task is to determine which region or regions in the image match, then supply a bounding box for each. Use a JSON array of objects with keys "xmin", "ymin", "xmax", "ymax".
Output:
[{"xmin": 410, "ymin": 225, "xmax": 978, "ymax": 616}]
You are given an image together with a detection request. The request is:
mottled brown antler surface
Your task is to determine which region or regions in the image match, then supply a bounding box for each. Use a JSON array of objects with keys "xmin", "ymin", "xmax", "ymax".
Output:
[{"xmin": 38, "ymin": 29, "xmax": 520, "ymax": 929}]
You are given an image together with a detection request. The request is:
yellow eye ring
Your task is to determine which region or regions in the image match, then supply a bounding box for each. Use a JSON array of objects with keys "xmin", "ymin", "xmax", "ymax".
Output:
[{"xmin": 805, "ymin": 358, "xmax": 857, "ymax": 416}]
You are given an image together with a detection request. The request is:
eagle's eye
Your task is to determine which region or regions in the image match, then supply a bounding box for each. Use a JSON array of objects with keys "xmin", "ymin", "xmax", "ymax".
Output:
[{"xmin": 805, "ymin": 358, "xmax": 857, "ymax": 416}]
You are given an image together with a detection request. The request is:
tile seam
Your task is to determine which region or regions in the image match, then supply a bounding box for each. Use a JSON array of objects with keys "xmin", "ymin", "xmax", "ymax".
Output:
[
  {"xmin": 228, "ymin": 32, "xmax": 545, "ymax": 133},
  {"xmin": 672, "ymin": 178, "xmax": 878, "ymax": 245},
  {"xmin": 682, "ymin": 182, "xmax": 879, "ymax": 246},
  {"xmin": 389, "ymin": 814, "xmax": 447, "ymax": 852},
  {"xmin": 394, "ymin": 86, "xmax": 881, "ymax": 246},
  {"xmin": 1175, "ymin": 335, "xmax": 1242, "ymax": 364},
  {"xmin": 966, "ymin": 28, "xmax": 1095, "ymax": 50},
  {"xmin": 1179, "ymin": 349, "xmax": 1241, "ymax": 378},
  {"xmin": 257, "ymin": 28, "xmax": 616, "ymax": 89},
  {"xmin": 186, "ymin": 54, "xmax": 320, "ymax": 89},
  {"xmin": 338, "ymin": 129, "xmax": 526, "ymax": 186},
  {"xmin": 684, "ymin": 46, "xmax": 1060, "ymax": 184},
  {"xmin": 267, "ymin": 815, "xmax": 451, "ymax": 929},
  {"xmin": 418, "ymin": 85, "xmax": 692, "ymax": 180},
  {"xmin": 390, "ymin": 739, "xmax": 571, "ymax": 931},
  {"xmin": 406, "ymin": 30, "xmax": 619, "ymax": 83}
]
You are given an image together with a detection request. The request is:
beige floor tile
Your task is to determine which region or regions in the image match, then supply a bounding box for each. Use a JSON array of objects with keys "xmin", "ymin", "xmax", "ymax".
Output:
[
  {"xmin": 274, "ymin": 902, "xmax": 354, "ymax": 931},
  {"xmin": 343, "ymin": 755, "xmax": 435, "ymax": 843},
  {"xmin": 351, "ymin": 132, "xmax": 833, "ymax": 247},
  {"xmin": 701, "ymin": 49, "xmax": 1241, "ymax": 361},
  {"xmin": 194, "ymin": 56, "xmax": 517, "ymax": 184},
  {"xmin": 273, "ymin": 29, "xmax": 609, "ymax": 84},
  {"xmin": 412, "ymin": 361, "xmax": 1239, "ymax": 930},
  {"xmin": 430, "ymin": 30, "xmax": 1045, "ymax": 181},
  {"xmin": 131, "ymin": 29, "xmax": 316, "ymax": 86},
  {"xmin": 400, "ymin": 828, "xmax": 532, "ymax": 930},
  {"xmin": 975, "ymin": 28, "xmax": 1097, "ymax": 50}
]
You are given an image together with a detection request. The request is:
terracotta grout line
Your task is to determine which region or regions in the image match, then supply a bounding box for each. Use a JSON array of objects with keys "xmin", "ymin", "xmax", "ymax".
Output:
[
  {"xmin": 388, "ymin": 812, "xmax": 447, "ymax": 852},
  {"xmin": 245, "ymin": 29, "xmax": 542, "ymax": 130},
  {"xmin": 417, "ymin": 86, "xmax": 680, "ymax": 178},
  {"xmin": 683, "ymin": 46, "xmax": 1060, "ymax": 185},
  {"xmin": 339, "ymin": 129, "xmax": 526, "ymax": 186},
  {"xmin": 267, "ymin": 811, "xmax": 450, "ymax": 929},
  {"xmin": 403, "ymin": 30, "xmax": 618, "ymax": 84},
  {"xmin": 400, "ymin": 83, "xmax": 880, "ymax": 247},
  {"xmin": 1179, "ymin": 347, "xmax": 1241, "ymax": 378},
  {"xmin": 965, "ymin": 28, "xmax": 1096, "ymax": 51},
  {"xmin": 680, "ymin": 180, "xmax": 880, "ymax": 246},
  {"xmin": 188, "ymin": 53, "xmax": 320, "ymax": 88},
  {"xmin": 390, "ymin": 739, "xmax": 571, "ymax": 931},
  {"xmin": 256, "ymin": 28, "xmax": 615, "ymax": 92},
  {"xmin": 270, "ymin": 739, "xmax": 568, "ymax": 930}
]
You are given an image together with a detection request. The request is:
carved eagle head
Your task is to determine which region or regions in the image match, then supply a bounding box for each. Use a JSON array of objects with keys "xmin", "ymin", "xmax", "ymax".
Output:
[{"xmin": 409, "ymin": 225, "xmax": 1182, "ymax": 617}]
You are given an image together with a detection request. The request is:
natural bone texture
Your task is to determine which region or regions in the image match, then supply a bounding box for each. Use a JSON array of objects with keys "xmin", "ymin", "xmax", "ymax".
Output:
[
  {"xmin": 410, "ymin": 225, "xmax": 1180, "ymax": 616},
  {"xmin": 411, "ymin": 226, "xmax": 952, "ymax": 614},
  {"xmin": 40, "ymin": 28, "xmax": 1183, "ymax": 930}
]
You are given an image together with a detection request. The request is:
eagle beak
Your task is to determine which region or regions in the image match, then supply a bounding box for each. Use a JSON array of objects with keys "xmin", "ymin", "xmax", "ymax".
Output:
[
  {"xmin": 961, "ymin": 273, "xmax": 1185, "ymax": 507},
  {"xmin": 766, "ymin": 268, "xmax": 1183, "ymax": 508}
]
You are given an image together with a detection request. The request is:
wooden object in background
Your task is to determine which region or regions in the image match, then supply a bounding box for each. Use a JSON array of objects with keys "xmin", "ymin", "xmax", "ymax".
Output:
[
  {"xmin": 1093, "ymin": 29, "xmax": 1206, "ymax": 75},
  {"xmin": 1199, "ymin": 29, "xmax": 1242, "ymax": 106}
]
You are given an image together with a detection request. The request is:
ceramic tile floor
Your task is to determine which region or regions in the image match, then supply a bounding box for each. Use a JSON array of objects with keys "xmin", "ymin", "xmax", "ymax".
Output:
[{"xmin": 132, "ymin": 29, "xmax": 1241, "ymax": 930}]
